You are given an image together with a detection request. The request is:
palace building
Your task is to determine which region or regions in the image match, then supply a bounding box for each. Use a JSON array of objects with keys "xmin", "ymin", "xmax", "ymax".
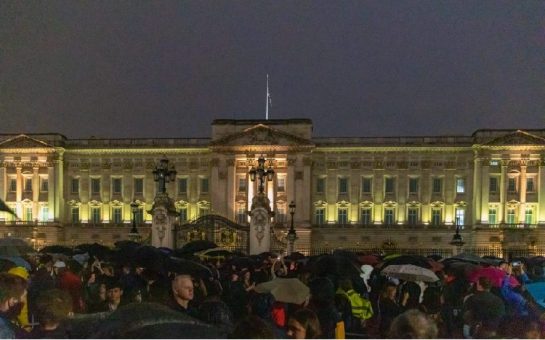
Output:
[{"xmin": 1, "ymin": 118, "xmax": 545, "ymax": 257}]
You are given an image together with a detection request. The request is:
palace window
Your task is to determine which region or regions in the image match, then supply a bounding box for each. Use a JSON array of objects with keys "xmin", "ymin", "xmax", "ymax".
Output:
[
  {"xmin": 315, "ymin": 208, "xmax": 325, "ymax": 225},
  {"xmin": 276, "ymin": 205, "xmax": 286, "ymax": 223},
  {"xmin": 362, "ymin": 178, "xmax": 372, "ymax": 194},
  {"xmin": 39, "ymin": 206, "xmax": 48, "ymax": 222},
  {"xmin": 277, "ymin": 177, "xmax": 285, "ymax": 192},
  {"xmin": 488, "ymin": 208, "xmax": 497, "ymax": 225},
  {"xmin": 135, "ymin": 207, "xmax": 144, "ymax": 224},
  {"xmin": 489, "ymin": 177, "xmax": 498, "ymax": 193},
  {"xmin": 24, "ymin": 206, "xmax": 32, "ymax": 221},
  {"xmin": 360, "ymin": 208, "xmax": 372, "ymax": 226},
  {"xmin": 408, "ymin": 208, "xmax": 418, "ymax": 225},
  {"xmin": 134, "ymin": 178, "xmax": 144, "ymax": 195},
  {"xmin": 508, "ymin": 178, "xmax": 517, "ymax": 193},
  {"xmin": 237, "ymin": 206, "xmax": 247, "ymax": 224},
  {"xmin": 71, "ymin": 178, "xmax": 79, "ymax": 194},
  {"xmin": 71, "ymin": 207, "xmax": 79, "ymax": 224},
  {"xmin": 338, "ymin": 208, "xmax": 348, "ymax": 224},
  {"xmin": 316, "ymin": 178, "xmax": 325, "ymax": 194},
  {"xmin": 507, "ymin": 208, "xmax": 516, "ymax": 224},
  {"xmin": 91, "ymin": 178, "xmax": 101, "ymax": 195},
  {"xmin": 338, "ymin": 178, "xmax": 348, "ymax": 195},
  {"xmin": 385, "ymin": 177, "xmax": 395, "ymax": 194},
  {"xmin": 384, "ymin": 208, "xmax": 395, "ymax": 225},
  {"xmin": 455, "ymin": 208, "xmax": 465, "ymax": 226},
  {"xmin": 24, "ymin": 178, "xmax": 32, "ymax": 192},
  {"xmin": 431, "ymin": 209, "xmax": 442, "ymax": 226},
  {"xmin": 90, "ymin": 207, "xmax": 101, "ymax": 224},
  {"xmin": 112, "ymin": 178, "xmax": 122, "ymax": 195},
  {"xmin": 432, "ymin": 178, "xmax": 442, "ymax": 194},
  {"xmin": 178, "ymin": 178, "xmax": 188, "ymax": 195},
  {"xmin": 456, "ymin": 178, "xmax": 465, "ymax": 194},
  {"xmin": 238, "ymin": 177, "xmax": 247, "ymax": 192},
  {"xmin": 408, "ymin": 178, "xmax": 419, "ymax": 194},
  {"xmin": 8, "ymin": 178, "xmax": 16, "ymax": 192},
  {"xmin": 112, "ymin": 207, "xmax": 122, "ymax": 224},
  {"xmin": 200, "ymin": 178, "xmax": 209, "ymax": 194},
  {"xmin": 179, "ymin": 207, "xmax": 187, "ymax": 223},
  {"xmin": 527, "ymin": 178, "xmax": 535, "ymax": 192},
  {"xmin": 40, "ymin": 177, "xmax": 48, "ymax": 192},
  {"xmin": 525, "ymin": 208, "xmax": 533, "ymax": 225}
]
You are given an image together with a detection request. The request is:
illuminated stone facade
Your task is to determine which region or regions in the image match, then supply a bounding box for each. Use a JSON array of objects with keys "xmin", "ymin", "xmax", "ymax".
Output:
[{"xmin": 1, "ymin": 119, "xmax": 545, "ymax": 256}]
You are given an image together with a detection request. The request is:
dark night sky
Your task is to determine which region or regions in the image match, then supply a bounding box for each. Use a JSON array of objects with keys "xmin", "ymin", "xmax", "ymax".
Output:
[{"xmin": 1, "ymin": 1, "xmax": 544, "ymax": 139}]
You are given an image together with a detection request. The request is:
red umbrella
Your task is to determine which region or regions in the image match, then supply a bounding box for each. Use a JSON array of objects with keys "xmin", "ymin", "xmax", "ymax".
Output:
[
  {"xmin": 468, "ymin": 267, "xmax": 519, "ymax": 287},
  {"xmin": 357, "ymin": 254, "xmax": 380, "ymax": 266}
]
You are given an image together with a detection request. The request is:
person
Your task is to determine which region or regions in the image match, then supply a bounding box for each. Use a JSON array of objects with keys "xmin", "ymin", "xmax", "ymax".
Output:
[
  {"xmin": 336, "ymin": 277, "xmax": 373, "ymax": 333},
  {"xmin": 88, "ymin": 278, "xmax": 125, "ymax": 312},
  {"xmin": 29, "ymin": 289, "xmax": 73, "ymax": 338},
  {"xmin": 388, "ymin": 309, "xmax": 438, "ymax": 339},
  {"xmin": 248, "ymin": 292, "xmax": 286, "ymax": 338},
  {"xmin": 463, "ymin": 276, "xmax": 505, "ymax": 338},
  {"xmin": 6, "ymin": 266, "xmax": 30, "ymax": 331},
  {"xmin": 229, "ymin": 315, "xmax": 275, "ymax": 339},
  {"xmin": 167, "ymin": 274, "xmax": 196, "ymax": 315},
  {"xmin": 307, "ymin": 277, "xmax": 341, "ymax": 339},
  {"xmin": 54, "ymin": 260, "xmax": 84, "ymax": 313},
  {"xmin": 0, "ymin": 272, "xmax": 27, "ymax": 338},
  {"xmin": 378, "ymin": 281, "xmax": 405, "ymax": 337},
  {"xmin": 28, "ymin": 255, "xmax": 56, "ymax": 319},
  {"xmin": 286, "ymin": 308, "xmax": 321, "ymax": 339}
]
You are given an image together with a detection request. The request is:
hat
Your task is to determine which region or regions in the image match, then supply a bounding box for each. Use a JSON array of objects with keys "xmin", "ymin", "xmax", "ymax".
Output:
[
  {"xmin": 53, "ymin": 260, "xmax": 66, "ymax": 268},
  {"xmin": 8, "ymin": 266, "xmax": 29, "ymax": 280}
]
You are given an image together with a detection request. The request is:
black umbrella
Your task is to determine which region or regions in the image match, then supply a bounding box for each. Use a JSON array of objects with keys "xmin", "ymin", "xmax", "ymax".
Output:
[
  {"xmin": 39, "ymin": 245, "xmax": 74, "ymax": 256},
  {"xmin": 0, "ymin": 238, "xmax": 34, "ymax": 257},
  {"xmin": 167, "ymin": 257, "xmax": 213, "ymax": 278},
  {"xmin": 179, "ymin": 240, "xmax": 218, "ymax": 254},
  {"xmin": 74, "ymin": 243, "xmax": 112, "ymax": 260},
  {"xmin": 88, "ymin": 303, "xmax": 224, "ymax": 338},
  {"xmin": 228, "ymin": 256, "xmax": 257, "ymax": 270},
  {"xmin": 446, "ymin": 252, "xmax": 498, "ymax": 266},
  {"xmin": 133, "ymin": 246, "xmax": 168, "ymax": 273}
]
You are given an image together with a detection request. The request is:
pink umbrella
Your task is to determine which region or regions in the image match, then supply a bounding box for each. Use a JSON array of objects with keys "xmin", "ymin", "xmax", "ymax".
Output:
[{"xmin": 469, "ymin": 267, "xmax": 520, "ymax": 287}]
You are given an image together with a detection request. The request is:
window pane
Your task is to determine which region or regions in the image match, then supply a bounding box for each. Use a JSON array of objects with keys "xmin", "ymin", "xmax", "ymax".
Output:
[
  {"xmin": 489, "ymin": 177, "xmax": 498, "ymax": 193},
  {"xmin": 9, "ymin": 179, "xmax": 16, "ymax": 192},
  {"xmin": 488, "ymin": 209, "xmax": 496, "ymax": 225},
  {"xmin": 384, "ymin": 209, "xmax": 394, "ymax": 225},
  {"xmin": 360, "ymin": 208, "xmax": 371, "ymax": 225},
  {"xmin": 71, "ymin": 207, "xmax": 79, "ymax": 224},
  {"xmin": 362, "ymin": 178, "xmax": 372, "ymax": 194},
  {"xmin": 40, "ymin": 206, "xmax": 48, "ymax": 222},
  {"xmin": 507, "ymin": 209, "xmax": 516, "ymax": 224},
  {"xmin": 455, "ymin": 208, "xmax": 465, "ymax": 226},
  {"xmin": 339, "ymin": 178, "xmax": 348, "ymax": 194},
  {"xmin": 112, "ymin": 178, "xmax": 122, "ymax": 194},
  {"xmin": 24, "ymin": 178, "xmax": 32, "ymax": 192},
  {"xmin": 385, "ymin": 178, "xmax": 395, "ymax": 193},
  {"xmin": 409, "ymin": 178, "xmax": 419, "ymax": 194},
  {"xmin": 178, "ymin": 178, "xmax": 188, "ymax": 194},
  {"xmin": 179, "ymin": 208, "xmax": 187, "ymax": 223},
  {"xmin": 91, "ymin": 207, "xmax": 101, "ymax": 224},
  {"xmin": 238, "ymin": 178, "xmax": 247, "ymax": 192},
  {"xmin": 134, "ymin": 178, "xmax": 144, "ymax": 194},
  {"xmin": 527, "ymin": 178, "xmax": 535, "ymax": 192},
  {"xmin": 408, "ymin": 208, "xmax": 418, "ymax": 225},
  {"xmin": 525, "ymin": 209, "xmax": 533, "ymax": 224},
  {"xmin": 508, "ymin": 178, "xmax": 517, "ymax": 193},
  {"xmin": 71, "ymin": 178, "xmax": 79, "ymax": 194},
  {"xmin": 277, "ymin": 178, "xmax": 285, "ymax": 192},
  {"xmin": 315, "ymin": 209, "xmax": 325, "ymax": 225},
  {"xmin": 456, "ymin": 178, "xmax": 465, "ymax": 193},
  {"xmin": 316, "ymin": 178, "xmax": 325, "ymax": 194},
  {"xmin": 200, "ymin": 178, "xmax": 209, "ymax": 193},
  {"xmin": 432, "ymin": 178, "xmax": 442, "ymax": 193},
  {"xmin": 91, "ymin": 178, "xmax": 101, "ymax": 194},
  {"xmin": 431, "ymin": 210, "xmax": 441, "ymax": 226},
  {"xmin": 40, "ymin": 178, "xmax": 48, "ymax": 192},
  {"xmin": 113, "ymin": 207, "xmax": 122, "ymax": 224},
  {"xmin": 338, "ymin": 208, "xmax": 348, "ymax": 224}
]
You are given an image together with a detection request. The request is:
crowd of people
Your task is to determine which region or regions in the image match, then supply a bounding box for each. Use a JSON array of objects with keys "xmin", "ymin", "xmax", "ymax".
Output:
[{"xmin": 0, "ymin": 241, "xmax": 544, "ymax": 339}]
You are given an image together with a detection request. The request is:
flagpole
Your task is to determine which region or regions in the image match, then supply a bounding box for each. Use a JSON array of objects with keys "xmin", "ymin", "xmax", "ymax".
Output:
[{"xmin": 266, "ymin": 74, "xmax": 269, "ymax": 120}]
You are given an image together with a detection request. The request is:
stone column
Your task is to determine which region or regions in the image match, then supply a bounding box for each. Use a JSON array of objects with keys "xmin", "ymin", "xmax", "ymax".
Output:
[
  {"xmin": 519, "ymin": 164, "xmax": 527, "ymax": 223},
  {"xmin": 226, "ymin": 158, "xmax": 235, "ymax": 221},
  {"xmin": 249, "ymin": 193, "xmax": 273, "ymax": 255},
  {"xmin": 16, "ymin": 165, "xmax": 22, "ymax": 217},
  {"xmin": 538, "ymin": 161, "xmax": 545, "ymax": 223},
  {"xmin": 33, "ymin": 166, "xmax": 39, "ymax": 220},
  {"xmin": 287, "ymin": 157, "xmax": 296, "ymax": 212},
  {"xmin": 479, "ymin": 161, "xmax": 489, "ymax": 224},
  {"xmin": 500, "ymin": 162, "xmax": 507, "ymax": 223},
  {"xmin": 151, "ymin": 194, "xmax": 177, "ymax": 249}
]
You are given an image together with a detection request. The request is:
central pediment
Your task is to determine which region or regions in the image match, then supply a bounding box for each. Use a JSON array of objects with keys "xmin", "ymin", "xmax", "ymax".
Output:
[
  {"xmin": 209, "ymin": 124, "xmax": 315, "ymax": 152},
  {"xmin": 0, "ymin": 134, "xmax": 54, "ymax": 149},
  {"xmin": 482, "ymin": 130, "xmax": 545, "ymax": 146}
]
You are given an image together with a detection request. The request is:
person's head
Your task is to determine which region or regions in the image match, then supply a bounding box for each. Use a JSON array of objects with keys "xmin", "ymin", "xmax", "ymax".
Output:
[
  {"xmin": 388, "ymin": 309, "xmax": 438, "ymax": 339},
  {"xmin": 498, "ymin": 315, "xmax": 542, "ymax": 339},
  {"xmin": 476, "ymin": 276, "xmax": 492, "ymax": 292},
  {"xmin": 40, "ymin": 254, "xmax": 54, "ymax": 270},
  {"xmin": 229, "ymin": 315, "xmax": 274, "ymax": 339},
  {"xmin": 0, "ymin": 272, "xmax": 26, "ymax": 315},
  {"xmin": 106, "ymin": 280, "xmax": 124, "ymax": 304},
  {"xmin": 381, "ymin": 282, "xmax": 398, "ymax": 300},
  {"xmin": 172, "ymin": 274, "xmax": 194, "ymax": 306},
  {"xmin": 498, "ymin": 261, "xmax": 509, "ymax": 272},
  {"xmin": 250, "ymin": 293, "xmax": 275, "ymax": 320},
  {"xmin": 287, "ymin": 308, "xmax": 321, "ymax": 339},
  {"xmin": 53, "ymin": 260, "xmax": 66, "ymax": 275},
  {"xmin": 338, "ymin": 277, "xmax": 353, "ymax": 291},
  {"xmin": 35, "ymin": 289, "xmax": 73, "ymax": 328}
]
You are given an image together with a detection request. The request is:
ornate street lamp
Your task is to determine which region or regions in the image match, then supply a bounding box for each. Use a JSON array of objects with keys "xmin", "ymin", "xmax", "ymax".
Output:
[
  {"xmin": 152, "ymin": 156, "xmax": 177, "ymax": 194},
  {"xmin": 249, "ymin": 157, "xmax": 275, "ymax": 194},
  {"xmin": 287, "ymin": 201, "xmax": 297, "ymax": 255},
  {"xmin": 128, "ymin": 201, "xmax": 141, "ymax": 242},
  {"xmin": 449, "ymin": 218, "xmax": 465, "ymax": 254}
]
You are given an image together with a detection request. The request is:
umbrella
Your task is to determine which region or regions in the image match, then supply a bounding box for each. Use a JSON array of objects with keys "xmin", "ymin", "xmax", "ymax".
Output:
[
  {"xmin": 88, "ymin": 302, "xmax": 224, "ymax": 338},
  {"xmin": 444, "ymin": 261, "xmax": 480, "ymax": 278},
  {"xmin": 195, "ymin": 247, "xmax": 232, "ymax": 260},
  {"xmin": 133, "ymin": 246, "xmax": 168, "ymax": 273},
  {"xmin": 468, "ymin": 266, "xmax": 519, "ymax": 288},
  {"xmin": 0, "ymin": 238, "xmax": 34, "ymax": 257},
  {"xmin": 381, "ymin": 255, "xmax": 433, "ymax": 270},
  {"xmin": 284, "ymin": 251, "xmax": 306, "ymax": 262},
  {"xmin": 448, "ymin": 253, "xmax": 498, "ymax": 266},
  {"xmin": 254, "ymin": 278, "xmax": 310, "ymax": 305},
  {"xmin": 381, "ymin": 264, "xmax": 440, "ymax": 283},
  {"xmin": 0, "ymin": 256, "xmax": 31, "ymax": 270},
  {"xmin": 39, "ymin": 245, "xmax": 74, "ymax": 256},
  {"xmin": 74, "ymin": 243, "xmax": 112, "ymax": 260},
  {"xmin": 167, "ymin": 257, "xmax": 213, "ymax": 278},
  {"xmin": 525, "ymin": 282, "xmax": 545, "ymax": 309},
  {"xmin": 179, "ymin": 240, "xmax": 218, "ymax": 254},
  {"xmin": 357, "ymin": 254, "xmax": 381, "ymax": 266}
]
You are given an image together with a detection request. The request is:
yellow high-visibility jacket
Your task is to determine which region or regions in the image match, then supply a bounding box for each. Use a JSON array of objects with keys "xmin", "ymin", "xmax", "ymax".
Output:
[{"xmin": 337, "ymin": 288, "xmax": 374, "ymax": 320}]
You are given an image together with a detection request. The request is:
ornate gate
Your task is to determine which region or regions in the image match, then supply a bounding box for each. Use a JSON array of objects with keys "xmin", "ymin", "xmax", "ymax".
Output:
[{"xmin": 175, "ymin": 215, "xmax": 250, "ymax": 252}]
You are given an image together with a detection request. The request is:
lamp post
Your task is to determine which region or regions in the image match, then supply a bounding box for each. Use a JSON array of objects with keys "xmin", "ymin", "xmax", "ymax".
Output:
[
  {"xmin": 128, "ymin": 201, "xmax": 141, "ymax": 242},
  {"xmin": 152, "ymin": 156, "xmax": 177, "ymax": 194},
  {"xmin": 287, "ymin": 201, "xmax": 297, "ymax": 255},
  {"xmin": 249, "ymin": 157, "xmax": 275, "ymax": 194},
  {"xmin": 449, "ymin": 218, "xmax": 465, "ymax": 255}
]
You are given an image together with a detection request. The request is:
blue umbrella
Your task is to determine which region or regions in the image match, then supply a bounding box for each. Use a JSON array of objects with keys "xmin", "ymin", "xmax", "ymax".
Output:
[
  {"xmin": 525, "ymin": 282, "xmax": 545, "ymax": 310},
  {"xmin": 0, "ymin": 256, "xmax": 31, "ymax": 270}
]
